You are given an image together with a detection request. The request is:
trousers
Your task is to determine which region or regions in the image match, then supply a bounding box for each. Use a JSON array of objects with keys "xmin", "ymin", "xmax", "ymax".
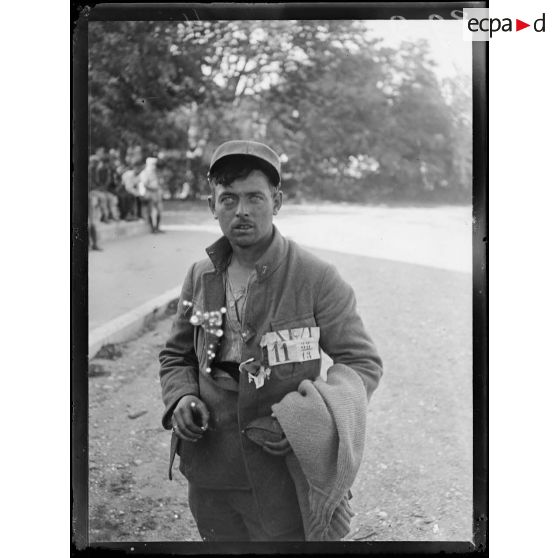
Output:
[{"xmin": 188, "ymin": 483, "xmax": 305, "ymax": 542}]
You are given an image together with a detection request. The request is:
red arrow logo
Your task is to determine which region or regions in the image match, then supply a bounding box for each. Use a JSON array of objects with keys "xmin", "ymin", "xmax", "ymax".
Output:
[{"xmin": 516, "ymin": 19, "xmax": 530, "ymax": 31}]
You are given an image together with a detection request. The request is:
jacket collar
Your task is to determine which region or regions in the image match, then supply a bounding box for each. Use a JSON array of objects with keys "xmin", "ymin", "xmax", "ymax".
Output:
[{"xmin": 205, "ymin": 225, "xmax": 287, "ymax": 282}]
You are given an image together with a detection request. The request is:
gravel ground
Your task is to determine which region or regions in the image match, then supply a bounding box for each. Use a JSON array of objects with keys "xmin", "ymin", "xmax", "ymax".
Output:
[{"xmin": 88, "ymin": 247, "xmax": 472, "ymax": 544}]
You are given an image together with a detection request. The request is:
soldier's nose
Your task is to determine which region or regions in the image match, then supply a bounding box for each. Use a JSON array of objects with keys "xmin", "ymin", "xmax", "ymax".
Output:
[{"xmin": 236, "ymin": 201, "xmax": 249, "ymax": 216}]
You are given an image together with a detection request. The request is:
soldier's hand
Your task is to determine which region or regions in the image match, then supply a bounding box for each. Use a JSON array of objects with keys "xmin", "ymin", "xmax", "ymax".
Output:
[
  {"xmin": 171, "ymin": 395, "xmax": 210, "ymax": 442},
  {"xmin": 263, "ymin": 435, "xmax": 292, "ymax": 457}
]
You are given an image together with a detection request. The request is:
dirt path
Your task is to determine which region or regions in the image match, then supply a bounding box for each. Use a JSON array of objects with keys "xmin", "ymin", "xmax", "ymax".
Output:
[
  {"xmin": 89, "ymin": 313, "xmax": 198, "ymax": 542},
  {"xmin": 89, "ymin": 249, "xmax": 472, "ymax": 543}
]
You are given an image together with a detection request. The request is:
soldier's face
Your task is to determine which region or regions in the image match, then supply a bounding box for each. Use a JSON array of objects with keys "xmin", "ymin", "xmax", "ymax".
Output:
[{"xmin": 210, "ymin": 170, "xmax": 282, "ymax": 249}]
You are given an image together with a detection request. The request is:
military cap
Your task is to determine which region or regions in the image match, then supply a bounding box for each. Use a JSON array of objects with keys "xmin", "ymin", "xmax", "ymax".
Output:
[{"xmin": 209, "ymin": 140, "xmax": 281, "ymax": 186}]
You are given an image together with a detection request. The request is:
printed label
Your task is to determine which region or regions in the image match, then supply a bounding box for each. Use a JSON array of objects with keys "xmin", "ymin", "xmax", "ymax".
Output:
[{"xmin": 260, "ymin": 327, "xmax": 321, "ymax": 366}]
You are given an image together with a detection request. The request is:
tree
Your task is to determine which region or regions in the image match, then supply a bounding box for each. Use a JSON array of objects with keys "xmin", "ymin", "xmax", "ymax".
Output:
[{"xmin": 88, "ymin": 20, "xmax": 472, "ymax": 203}]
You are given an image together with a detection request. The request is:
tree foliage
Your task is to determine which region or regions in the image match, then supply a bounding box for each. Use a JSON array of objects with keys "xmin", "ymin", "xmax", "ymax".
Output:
[{"xmin": 88, "ymin": 20, "xmax": 472, "ymax": 203}]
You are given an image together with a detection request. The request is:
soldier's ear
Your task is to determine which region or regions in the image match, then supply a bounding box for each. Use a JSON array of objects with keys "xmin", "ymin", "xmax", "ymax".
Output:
[
  {"xmin": 207, "ymin": 194, "xmax": 216, "ymax": 217},
  {"xmin": 272, "ymin": 189, "xmax": 282, "ymax": 215}
]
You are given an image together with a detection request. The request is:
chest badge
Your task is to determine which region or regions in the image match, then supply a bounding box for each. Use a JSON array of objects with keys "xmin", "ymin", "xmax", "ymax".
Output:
[
  {"xmin": 260, "ymin": 326, "xmax": 321, "ymax": 366},
  {"xmin": 184, "ymin": 301, "xmax": 227, "ymax": 336},
  {"xmin": 239, "ymin": 358, "xmax": 271, "ymax": 389}
]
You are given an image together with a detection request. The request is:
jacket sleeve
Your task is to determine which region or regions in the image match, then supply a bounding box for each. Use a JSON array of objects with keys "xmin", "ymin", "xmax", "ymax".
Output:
[
  {"xmin": 159, "ymin": 264, "xmax": 200, "ymax": 429},
  {"xmin": 314, "ymin": 263, "xmax": 383, "ymax": 400}
]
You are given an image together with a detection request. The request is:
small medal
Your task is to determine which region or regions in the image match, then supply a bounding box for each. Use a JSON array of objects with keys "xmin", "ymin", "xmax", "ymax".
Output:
[
  {"xmin": 240, "ymin": 358, "xmax": 271, "ymax": 389},
  {"xmin": 183, "ymin": 301, "xmax": 226, "ymax": 336},
  {"xmin": 248, "ymin": 366, "xmax": 271, "ymax": 389}
]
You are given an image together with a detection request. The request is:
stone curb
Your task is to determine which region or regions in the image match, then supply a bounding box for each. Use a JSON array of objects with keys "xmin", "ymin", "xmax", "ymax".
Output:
[{"xmin": 89, "ymin": 284, "xmax": 182, "ymax": 358}]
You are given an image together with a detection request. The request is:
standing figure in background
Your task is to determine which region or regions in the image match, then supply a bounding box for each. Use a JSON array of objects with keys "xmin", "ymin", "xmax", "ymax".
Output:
[
  {"xmin": 121, "ymin": 161, "xmax": 144, "ymax": 221},
  {"xmin": 88, "ymin": 154, "xmax": 103, "ymax": 250},
  {"xmin": 139, "ymin": 156, "xmax": 164, "ymax": 234},
  {"xmin": 109, "ymin": 148, "xmax": 136, "ymax": 221},
  {"xmin": 126, "ymin": 145, "xmax": 146, "ymax": 220},
  {"xmin": 95, "ymin": 148, "xmax": 120, "ymax": 222},
  {"xmin": 88, "ymin": 192, "xmax": 102, "ymax": 251},
  {"xmin": 88, "ymin": 153, "xmax": 109, "ymax": 223}
]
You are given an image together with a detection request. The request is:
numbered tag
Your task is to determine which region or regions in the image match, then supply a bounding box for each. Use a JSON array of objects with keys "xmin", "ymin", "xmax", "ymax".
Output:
[{"xmin": 260, "ymin": 327, "xmax": 320, "ymax": 366}]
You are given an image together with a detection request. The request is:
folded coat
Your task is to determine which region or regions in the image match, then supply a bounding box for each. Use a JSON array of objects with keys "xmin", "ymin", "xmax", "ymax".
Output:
[{"xmin": 272, "ymin": 363, "xmax": 368, "ymax": 541}]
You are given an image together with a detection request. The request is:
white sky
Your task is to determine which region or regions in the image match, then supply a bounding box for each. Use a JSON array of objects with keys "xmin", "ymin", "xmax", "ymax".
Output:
[{"xmin": 364, "ymin": 20, "xmax": 472, "ymax": 79}]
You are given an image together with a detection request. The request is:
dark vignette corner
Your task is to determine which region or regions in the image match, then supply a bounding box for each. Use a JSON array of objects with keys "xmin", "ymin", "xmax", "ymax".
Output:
[
  {"xmin": 70, "ymin": 2, "xmax": 488, "ymax": 554},
  {"xmin": 72, "ymin": 3, "xmax": 90, "ymax": 551}
]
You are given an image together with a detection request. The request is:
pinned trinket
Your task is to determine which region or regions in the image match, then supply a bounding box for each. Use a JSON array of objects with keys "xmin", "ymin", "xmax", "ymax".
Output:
[
  {"xmin": 239, "ymin": 358, "xmax": 271, "ymax": 389},
  {"xmin": 182, "ymin": 301, "xmax": 226, "ymax": 337},
  {"xmin": 182, "ymin": 301, "xmax": 227, "ymax": 373},
  {"xmin": 249, "ymin": 366, "xmax": 271, "ymax": 389}
]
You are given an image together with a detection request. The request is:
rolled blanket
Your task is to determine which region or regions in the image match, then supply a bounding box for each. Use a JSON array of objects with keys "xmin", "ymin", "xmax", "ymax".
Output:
[{"xmin": 272, "ymin": 363, "xmax": 368, "ymax": 541}]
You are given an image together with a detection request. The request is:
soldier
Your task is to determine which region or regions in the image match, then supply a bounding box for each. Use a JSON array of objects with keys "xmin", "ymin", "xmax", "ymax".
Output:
[
  {"xmin": 139, "ymin": 156, "xmax": 164, "ymax": 233},
  {"xmin": 159, "ymin": 140, "xmax": 383, "ymax": 541}
]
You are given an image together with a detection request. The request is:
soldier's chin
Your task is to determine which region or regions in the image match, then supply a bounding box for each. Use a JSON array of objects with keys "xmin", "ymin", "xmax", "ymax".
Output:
[
  {"xmin": 229, "ymin": 227, "xmax": 255, "ymax": 240},
  {"xmin": 231, "ymin": 235, "xmax": 257, "ymax": 247}
]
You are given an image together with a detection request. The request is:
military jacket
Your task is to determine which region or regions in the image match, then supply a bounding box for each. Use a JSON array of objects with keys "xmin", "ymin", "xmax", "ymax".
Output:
[{"xmin": 159, "ymin": 226, "xmax": 383, "ymax": 535}]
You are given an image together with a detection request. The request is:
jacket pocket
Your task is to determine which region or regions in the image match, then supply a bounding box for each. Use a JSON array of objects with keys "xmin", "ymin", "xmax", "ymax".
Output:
[
  {"xmin": 270, "ymin": 311, "xmax": 316, "ymax": 331},
  {"xmin": 177, "ymin": 425, "xmax": 250, "ymax": 488},
  {"xmin": 269, "ymin": 362, "xmax": 296, "ymax": 380}
]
